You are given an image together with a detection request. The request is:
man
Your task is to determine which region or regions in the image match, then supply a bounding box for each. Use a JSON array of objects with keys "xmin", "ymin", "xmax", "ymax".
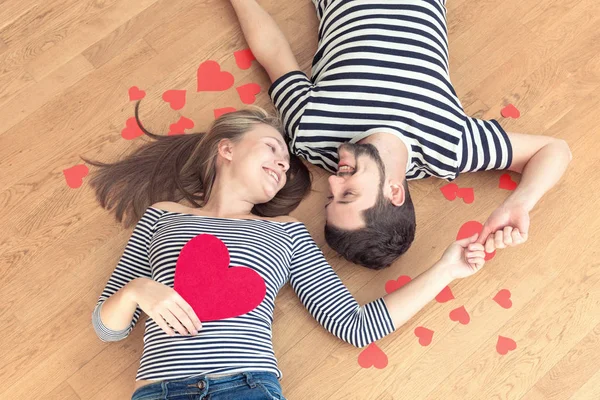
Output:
[{"xmin": 230, "ymin": 0, "xmax": 572, "ymax": 269}]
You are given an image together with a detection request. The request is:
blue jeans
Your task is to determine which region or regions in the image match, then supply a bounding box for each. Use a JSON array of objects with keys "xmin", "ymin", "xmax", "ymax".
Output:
[{"xmin": 131, "ymin": 372, "xmax": 286, "ymax": 400}]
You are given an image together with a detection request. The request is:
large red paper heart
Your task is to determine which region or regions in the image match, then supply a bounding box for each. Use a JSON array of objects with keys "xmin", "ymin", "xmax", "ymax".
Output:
[
  {"xmin": 456, "ymin": 187, "xmax": 474, "ymax": 204},
  {"xmin": 237, "ymin": 83, "xmax": 261, "ymax": 104},
  {"xmin": 385, "ymin": 275, "xmax": 411, "ymax": 294},
  {"xmin": 168, "ymin": 116, "xmax": 195, "ymax": 136},
  {"xmin": 499, "ymin": 173, "xmax": 518, "ymax": 191},
  {"xmin": 449, "ymin": 305, "xmax": 470, "ymax": 325},
  {"xmin": 173, "ymin": 234, "xmax": 266, "ymax": 321},
  {"xmin": 493, "ymin": 289, "xmax": 512, "ymax": 309},
  {"xmin": 456, "ymin": 221, "xmax": 496, "ymax": 261},
  {"xmin": 501, "ymin": 104, "xmax": 520, "ymax": 119},
  {"xmin": 440, "ymin": 183, "xmax": 458, "ymax": 201},
  {"xmin": 128, "ymin": 86, "xmax": 146, "ymax": 101},
  {"xmin": 214, "ymin": 107, "xmax": 237, "ymax": 119},
  {"xmin": 63, "ymin": 164, "xmax": 89, "ymax": 189},
  {"xmin": 414, "ymin": 326, "xmax": 434, "ymax": 346},
  {"xmin": 435, "ymin": 286, "xmax": 454, "ymax": 303},
  {"xmin": 197, "ymin": 61, "xmax": 235, "ymax": 92},
  {"xmin": 358, "ymin": 343, "xmax": 388, "ymax": 369},
  {"xmin": 121, "ymin": 117, "xmax": 144, "ymax": 140},
  {"xmin": 234, "ymin": 48, "xmax": 256, "ymax": 70},
  {"xmin": 496, "ymin": 336, "xmax": 517, "ymax": 355},
  {"xmin": 162, "ymin": 89, "xmax": 186, "ymax": 110}
]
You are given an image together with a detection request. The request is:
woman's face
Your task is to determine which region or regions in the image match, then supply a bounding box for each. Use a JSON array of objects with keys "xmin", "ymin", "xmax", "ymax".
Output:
[{"xmin": 223, "ymin": 124, "xmax": 290, "ymax": 204}]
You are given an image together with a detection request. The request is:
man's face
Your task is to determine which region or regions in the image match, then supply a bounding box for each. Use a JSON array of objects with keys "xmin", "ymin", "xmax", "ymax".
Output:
[{"xmin": 325, "ymin": 143, "xmax": 386, "ymax": 230}]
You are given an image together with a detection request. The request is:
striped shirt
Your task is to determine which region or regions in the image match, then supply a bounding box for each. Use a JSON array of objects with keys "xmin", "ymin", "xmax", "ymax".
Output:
[
  {"xmin": 269, "ymin": 0, "xmax": 512, "ymax": 180},
  {"xmin": 92, "ymin": 207, "xmax": 394, "ymax": 381}
]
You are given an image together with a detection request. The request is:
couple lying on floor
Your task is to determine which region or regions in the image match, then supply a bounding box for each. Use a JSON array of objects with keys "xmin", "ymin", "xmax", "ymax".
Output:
[{"xmin": 90, "ymin": 1, "xmax": 571, "ymax": 399}]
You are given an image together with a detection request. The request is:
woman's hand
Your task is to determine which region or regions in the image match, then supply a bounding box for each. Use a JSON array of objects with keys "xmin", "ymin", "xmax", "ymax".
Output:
[
  {"xmin": 128, "ymin": 278, "xmax": 202, "ymax": 336},
  {"xmin": 439, "ymin": 234, "xmax": 487, "ymax": 280}
]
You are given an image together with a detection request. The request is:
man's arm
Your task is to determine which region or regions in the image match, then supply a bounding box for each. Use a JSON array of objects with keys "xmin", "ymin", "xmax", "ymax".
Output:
[{"xmin": 230, "ymin": 0, "xmax": 300, "ymax": 83}]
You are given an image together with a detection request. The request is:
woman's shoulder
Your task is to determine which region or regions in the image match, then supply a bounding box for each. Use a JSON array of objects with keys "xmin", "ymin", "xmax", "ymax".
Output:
[
  {"xmin": 150, "ymin": 201, "xmax": 191, "ymax": 213},
  {"xmin": 269, "ymin": 215, "xmax": 300, "ymax": 223}
]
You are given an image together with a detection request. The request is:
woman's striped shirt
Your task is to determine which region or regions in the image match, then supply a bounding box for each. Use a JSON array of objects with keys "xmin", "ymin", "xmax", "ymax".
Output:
[{"xmin": 92, "ymin": 207, "xmax": 394, "ymax": 381}]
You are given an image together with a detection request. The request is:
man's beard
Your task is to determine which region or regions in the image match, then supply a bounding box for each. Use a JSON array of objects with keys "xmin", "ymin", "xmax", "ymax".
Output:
[{"xmin": 338, "ymin": 142, "xmax": 386, "ymax": 187}]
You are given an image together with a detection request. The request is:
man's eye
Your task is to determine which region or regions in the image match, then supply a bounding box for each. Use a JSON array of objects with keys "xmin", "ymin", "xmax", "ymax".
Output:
[{"xmin": 343, "ymin": 191, "xmax": 354, "ymax": 197}]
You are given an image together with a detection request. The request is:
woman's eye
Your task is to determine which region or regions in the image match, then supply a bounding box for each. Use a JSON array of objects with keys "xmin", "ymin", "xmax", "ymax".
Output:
[{"xmin": 267, "ymin": 144, "xmax": 276, "ymax": 152}]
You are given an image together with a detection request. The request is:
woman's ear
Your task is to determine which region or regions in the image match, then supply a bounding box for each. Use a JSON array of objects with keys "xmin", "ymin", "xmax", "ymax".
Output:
[
  {"xmin": 389, "ymin": 181, "xmax": 406, "ymax": 207},
  {"xmin": 217, "ymin": 139, "xmax": 234, "ymax": 161}
]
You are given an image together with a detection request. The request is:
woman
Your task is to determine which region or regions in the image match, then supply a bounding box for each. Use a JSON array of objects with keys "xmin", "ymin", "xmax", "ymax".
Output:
[{"xmin": 89, "ymin": 104, "xmax": 487, "ymax": 400}]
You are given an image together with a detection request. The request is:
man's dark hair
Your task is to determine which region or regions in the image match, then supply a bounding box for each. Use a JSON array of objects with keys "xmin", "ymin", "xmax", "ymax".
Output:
[{"xmin": 324, "ymin": 180, "xmax": 416, "ymax": 270}]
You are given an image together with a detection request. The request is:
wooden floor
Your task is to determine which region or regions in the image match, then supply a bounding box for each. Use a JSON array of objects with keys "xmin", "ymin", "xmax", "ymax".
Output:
[{"xmin": 1, "ymin": 0, "xmax": 599, "ymax": 399}]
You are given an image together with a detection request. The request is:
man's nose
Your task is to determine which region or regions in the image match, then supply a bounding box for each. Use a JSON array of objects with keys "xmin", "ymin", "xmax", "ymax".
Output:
[{"xmin": 328, "ymin": 174, "xmax": 345, "ymax": 192}]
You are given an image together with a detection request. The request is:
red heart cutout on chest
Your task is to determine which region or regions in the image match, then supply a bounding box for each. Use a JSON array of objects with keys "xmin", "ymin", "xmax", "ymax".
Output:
[
  {"xmin": 358, "ymin": 343, "xmax": 388, "ymax": 369},
  {"xmin": 234, "ymin": 48, "xmax": 256, "ymax": 70},
  {"xmin": 162, "ymin": 90, "xmax": 186, "ymax": 110},
  {"xmin": 456, "ymin": 221, "xmax": 496, "ymax": 261},
  {"xmin": 499, "ymin": 173, "xmax": 518, "ymax": 191},
  {"xmin": 414, "ymin": 326, "xmax": 434, "ymax": 346},
  {"xmin": 173, "ymin": 234, "xmax": 267, "ymax": 321},
  {"xmin": 197, "ymin": 61, "xmax": 235, "ymax": 92},
  {"xmin": 449, "ymin": 305, "xmax": 470, "ymax": 325},
  {"xmin": 496, "ymin": 336, "xmax": 517, "ymax": 355},
  {"xmin": 493, "ymin": 289, "xmax": 512, "ymax": 309},
  {"xmin": 236, "ymin": 83, "xmax": 261, "ymax": 104},
  {"xmin": 384, "ymin": 275, "xmax": 411, "ymax": 294},
  {"xmin": 121, "ymin": 117, "xmax": 144, "ymax": 140},
  {"xmin": 63, "ymin": 164, "xmax": 89, "ymax": 189}
]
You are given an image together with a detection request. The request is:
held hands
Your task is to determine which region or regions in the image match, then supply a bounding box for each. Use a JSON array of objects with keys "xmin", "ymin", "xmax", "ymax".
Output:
[
  {"xmin": 477, "ymin": 200, "xmax": 530, "ymax": 252},
  {"xmin": 439, "ymin": 234, "xmax": 487, "ymax": 280},
  {"xmin": 129, "ymin": 278, "xmax": 202, "ymax": 337}
]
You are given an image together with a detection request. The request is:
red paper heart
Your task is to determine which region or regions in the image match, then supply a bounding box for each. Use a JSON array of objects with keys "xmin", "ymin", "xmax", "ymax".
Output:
[
  {"xmin": 435, "ymin": 286, "xmax": 455, "ymax": 303},
  {"xmin": 501, "ymin": 104, "xmax": 521, "ymax": 119},
  {"xmin": 128, "ymin": 86, "xmax": 146, "ymax": 101},
  {"xmin": 449, "ymin": 305, "xmax": 470, "ymax": 325},
  {"xmin": 168, "ymin": 116, "xmax": 195, "ymax": 136},
  {"xmin": 234, "ymin": 48, "xmax": 256, "ymax": 70},
  {"xmin": 121, "ymin": 117, "xmax": 144, "ymax": 140},
  {"xmin": 358, "ymin": 343, "xmax": 388, "ymax": 369},
  {"xmin": 499, "ymin": 173, "xmax": 518, "ymax": 191},
  {"xmin": 493, "ymin": 289, "xmax": 512, "ymax": 309},
  {"xmin": 385, "ymin": 275, "xmax": 411, "ymax": 294},
  {"xmin": 414, "ymin": 326, "xmax": 434, "ymax": 346},
  {"xmin": 496, "ymin": 336, "xmax": 517, "ymax": 355},
  {"xmin": 456, "ymin": 221, "xmax": 496, "ymax": 261},
  {"xmin": 237, "ymin": 83, "xmax": 261, "ymax": 105},
  {"xmin": 440, "ymin": 183, "xmax": 458, "ymax": 201},
  {"xmin": 456, "ymin": 187, "xmax": 475, "ymax": 204},
  {"xmin": 63, "ymin": 164, "xmax": 89, "ymax": 189},
  {"xmin": 162, "ymin": 90, "xmax": 186, "ymax": 110},
  {"xmin": 174, "ymin": 234, "xmax": 266, "ymax": 321},
  {"xmin": 214, "ymin": 107, "xmax": 237, "ymax": 119},
  {"xmin": 197, "ymin": 61, "xmax": 235, "ymax": 92}
]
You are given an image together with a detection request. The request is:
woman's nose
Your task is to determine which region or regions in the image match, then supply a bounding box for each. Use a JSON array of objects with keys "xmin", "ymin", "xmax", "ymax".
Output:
[{"xmin": 278, "ymin": 159, "xmax": 289, "ymax": 172}]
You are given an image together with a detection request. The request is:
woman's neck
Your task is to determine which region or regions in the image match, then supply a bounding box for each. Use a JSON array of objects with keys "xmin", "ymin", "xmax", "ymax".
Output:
[{"xmin": 200, "ymin": 181, "xmax": 255, "ymax": 218}]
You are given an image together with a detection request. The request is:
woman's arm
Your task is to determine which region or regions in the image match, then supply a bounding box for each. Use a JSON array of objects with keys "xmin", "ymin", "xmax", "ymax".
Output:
[{"xmin": 229, "ymin": 0, "xmax": 300, "ymax": 82}]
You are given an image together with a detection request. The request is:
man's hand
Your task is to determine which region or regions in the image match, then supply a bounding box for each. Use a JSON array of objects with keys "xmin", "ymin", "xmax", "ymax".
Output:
[{"xmin": 477, "ymin": 200, "xmax": 530, "ymax": 252}]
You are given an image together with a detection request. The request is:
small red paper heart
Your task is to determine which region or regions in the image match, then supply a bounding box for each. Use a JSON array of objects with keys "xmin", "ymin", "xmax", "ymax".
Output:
[
  {"xmin": 128, "ymin": 86, "xmax": 146, "ymax": 101},
  {"xmin": 493, "ymin": 289, "xmax": 512, "ymax": 309},
  {"xmin": 440, "ymin": 183, "xmax": 458, "ymax": 201},
  {"xmin": 121, "ymin": 117, "xmax": 144, "ymax": 140},
  {"xmin": 234, "ymin": 48, "xmax": 256, "ymax": 70},
  {"xmin": 63, "ymin": 164, "xmax": 89, "ymax": 189},
  {"xmin": 174, "ymin": 234, "xmax": 266, "ymax": 321},
  {"xmin": 456, "ymin": 221, "xmax": 496, "ymax": 261},
  {"xmin": 197, "ymin": 61, "xmax": 235, "ymax": 92},
  {"xmin": 168, "ymin": 116, "xmax": 195, "ymax": 136},
  {"xmin": 414, "ymin": 326, "xmax": 434, "ymax": 346},
  {"xmin": 435, "ymin": 286, "xmax": 454, "ymax": 303},
  {"xmin": 162, "ymin": 90, "xmax": 186, "ymax": 110},
  {"xmin": 496, "ymin": 336, "xmax": 517, "ymax": 355},
  {"xmin": 501, "ymin": 104, "xmax": 521, "ymax": 119},
  {"xmin": 237, "ymin": 83, "xmax": 261, "ymax": 105},
  {"xmin": 456, "ymin": 187, "xmax": 475, "ymax": 204},
  {"xmin": 499, "ymin": 173, "xmax": 518, "ymax": 191},
  {"xmin": 214, "ymin": 107, "xmax": 237, "ymax": 119},
  {"xmin": 385, "ymin": 275, "xmax": 411, "ymax": 294},
  {"xmin": 358, "ymin": 343, "xmax": 388, "ymax": 369},
  {"xmin": 449, "ymin": 305, "xmax": 470, "ymax": 325}
]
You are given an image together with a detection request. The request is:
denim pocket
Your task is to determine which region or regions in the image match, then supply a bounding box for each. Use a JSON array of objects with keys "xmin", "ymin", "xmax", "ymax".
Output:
[{"xmin": 256, "ymin": 382, "xmax": 285, "ymax": 400}]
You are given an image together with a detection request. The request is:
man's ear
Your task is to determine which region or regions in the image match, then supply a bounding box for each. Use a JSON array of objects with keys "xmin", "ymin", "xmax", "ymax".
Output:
[
  {"xmin": 388, "ymin": 181, "xmax": 406, "ymax": 207},
  {"xmin": 217, "ymin": 139, "xmax": 234, "ymax": 161}
]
